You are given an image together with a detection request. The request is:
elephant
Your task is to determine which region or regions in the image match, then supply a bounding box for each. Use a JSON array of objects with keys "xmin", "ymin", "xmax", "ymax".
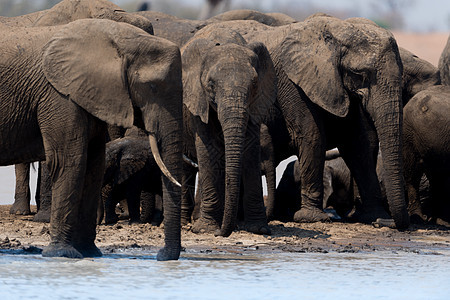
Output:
[
  {"xmin": 0, "ymin": 0, "xmax": 153, "ymax": 32},
  {"xmin": 403, "ymin": 85, "xmax": 450, "ymax": 225},
  {"xmin": 7, "ymin": 0, "xmax": 155, "ymax": 217},
  {"xmin": 206, "ymin": 9, "xmax": 297, "ymax": 26},
  {"xmin": 181, "ymin": 26, "xmax": 277, "ymax": 237},
  {"xmin": 274, "ymin": 152, "xmax": 382, "ymax": 222},
  {"xmin": 0, "ymin": 19, "xmax": 183, "ymax": 260},
  {"xmin": 439, "ymin": 35, "xmax": 450, "ymax": 86},
  {"xmin": 201, "ymin": 15, "xmax": 410, "ymax": 229},
  {"xmin": 135, "ymin": 9, "xmax": 296, "ymax": 48},
  {"xmin": 98, "ymin": 127, "xmax": 163, "ymax": 226},
  {"xmin": 261, "ymin": 42, "xmax": 440, "ymax": 223}
]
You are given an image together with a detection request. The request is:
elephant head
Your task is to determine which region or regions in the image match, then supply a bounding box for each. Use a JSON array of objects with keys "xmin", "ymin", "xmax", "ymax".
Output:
[
  {"xmin": 33, "ymin": 0, "xmax": 154, "ymax": 34},
  {"xmin": 400, "ymin": 47, "xmax": 440, "ymax": 105},
  {"xmin": 182, "ymin": 28, "xmax": 277, "ymax": 236},
  {"xmin": 42, "ymin": 19, "xmax": 183, "ymax": 260},
  {"xmin": 438, "ymin": 35, "xmax": 450, "ymax": 86},
  {"xmin": 274, "ymin": 15, "xmax": 409, "ymax": 228}
]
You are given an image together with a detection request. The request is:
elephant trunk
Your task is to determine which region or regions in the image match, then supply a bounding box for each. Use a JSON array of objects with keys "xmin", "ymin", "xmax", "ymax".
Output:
[
  {"xmin": 216, "ymin": 101, "xmax": 249, "ymax": 237},
  {"xmin": 370, "ymin": 78, "xmax": 410, "ymax": 229}
]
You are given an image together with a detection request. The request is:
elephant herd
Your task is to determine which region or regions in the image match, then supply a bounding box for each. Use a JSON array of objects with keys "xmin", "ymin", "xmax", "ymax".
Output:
[{"xmin": 0, "ymin": 0, "xmax": 449, "ymax": 261}]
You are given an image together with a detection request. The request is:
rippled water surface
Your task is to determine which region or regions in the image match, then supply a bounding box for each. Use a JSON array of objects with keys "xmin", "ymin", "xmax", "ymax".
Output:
[{"xmin": 1, "ymin": 249, "xmax": 450, "ymax": 300}]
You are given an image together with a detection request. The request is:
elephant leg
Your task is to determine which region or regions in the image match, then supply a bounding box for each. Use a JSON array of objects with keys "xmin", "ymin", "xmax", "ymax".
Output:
[
  {"xmin": 192, "ymin": 129, "xmax": 225, "ymax": 234},
  {"xmin": 337, "ymin": 107, "xmax": 391, "ymax": 223},
  {"xmin": 241, "ymin": 122, "xmax": 270, "ymax": 235},
  {"xmin": 41, "ymin": 142, "xmax": 85, "ymax": 258},
  {"xmin": 33, "ymin": 161, "xmax": 52, "ymax": 222},
  {"xmin": 103, "ymin": 184, "xmax": 119, "ymax": 225},
  {"xmin": 403, "ymin": 147, "xmax": 427, "ymax": 223},
  {"xmin": 10, "ymin": 163, "xmax": 31, "ymax": 215},
  {"xmin": 140, "ymin": 191, "xmax": 155, "ymax": 224},
  {"xmin": 72, "ymin": 126, "xmax": 106, "ymax": 258},
  {"xmin": 181, "ymin": 163, "xmax": 197, "ymax": 225},
  {"xmin": 288, "ymin": 100, "xmax": 329, "ymax": 223},
  {"xmin": 125, "ymin": 178, "xmax": 142, "ymax": 224}
]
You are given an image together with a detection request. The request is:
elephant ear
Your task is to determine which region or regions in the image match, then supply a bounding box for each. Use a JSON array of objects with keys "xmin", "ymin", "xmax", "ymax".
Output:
[
  {"xmin": 248, "ymin": 42, "xmax": 277, "ymax": 124},
  {"xmin": 42, "ymin": 19, "xmax": 134, "ymax": 128},
  {"xmin": 182, "ymin": 38, "xmax": 214, "ymax": 124},
  {"xmin": 276, "ymin": 24, "xmax": 350, "ymax": 117}
]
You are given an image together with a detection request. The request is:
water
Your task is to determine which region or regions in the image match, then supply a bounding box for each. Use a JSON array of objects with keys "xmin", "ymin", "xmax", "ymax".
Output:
[
  {"xmin": 1, "ymin": 165, "xmax": 450, "ymax": 299},
  {"xmin": 1, "ymin": 249, "xmax": 450, "ymax": 299}
]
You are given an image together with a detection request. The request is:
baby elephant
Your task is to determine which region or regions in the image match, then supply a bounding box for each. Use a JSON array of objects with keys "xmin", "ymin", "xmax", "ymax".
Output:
[
  {"xmin": 97, "ymin": 127, "xmax": 163, "ymax": 226},
  {"xmin": 403, "ymin": 85, "xmax": 450, "ymax": 225}
]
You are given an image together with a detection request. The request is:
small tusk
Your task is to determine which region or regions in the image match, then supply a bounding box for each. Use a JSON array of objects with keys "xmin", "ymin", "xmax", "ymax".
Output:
[
  {"xmin": 183, "ymin": 154, "xmax": 198, "ymax": 168},
  {"xmin": 149, "ymin": 134, "xmax": 182, "ymax": 187},
  {"xmin": 325, "ymin": 148, "xmax": 341, "ymax": 160}
]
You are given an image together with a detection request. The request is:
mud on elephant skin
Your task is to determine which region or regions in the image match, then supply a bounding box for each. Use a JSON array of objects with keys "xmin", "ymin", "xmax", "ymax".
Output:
[
  {"xmin": 0, "ymin": 19, "xmax": 183, "ymax": 260},
  {"xmin": 403, "ymin": 85, "xmax": 450, "ymax": 225},
  {"xmin": 8, "ymin": 0, "xmax": 155, "ymax": 218},
  {"xmin": 181, "ymin": 26, "xmax": 277, "ymax": 237},
  {"xmin": 98, "ymin": 127, "xmax": 163, "ymax": 227}
]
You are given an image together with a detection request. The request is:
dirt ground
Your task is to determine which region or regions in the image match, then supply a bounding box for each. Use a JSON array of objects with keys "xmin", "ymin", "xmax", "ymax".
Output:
[{"xmin": 1, "ymin": 205, "xmax": 449, "ymax": 256}]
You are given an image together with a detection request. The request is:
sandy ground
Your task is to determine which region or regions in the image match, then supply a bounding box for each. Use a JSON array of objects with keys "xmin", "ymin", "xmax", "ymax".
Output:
[{"xmin": 1, "ymin": 205, "xmax": 449, "ymax": 256}]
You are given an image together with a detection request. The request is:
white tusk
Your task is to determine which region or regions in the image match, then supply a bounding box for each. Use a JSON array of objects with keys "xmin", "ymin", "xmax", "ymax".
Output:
[
  {"xmin": 183, "ymin": 154, "xmax": 198, "ymax": 168},
  {"xmin": 149, "ymin": 134, "xmax": 182, "ymax": 187}
]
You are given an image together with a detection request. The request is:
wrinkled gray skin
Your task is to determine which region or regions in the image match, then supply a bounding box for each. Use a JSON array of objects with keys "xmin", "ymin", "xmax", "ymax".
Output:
[
  {"xmin": 8, "ymin": 0, "xmax": 154, "ymax": 217},
  {"xmin": 135, "ymin": 9, "xmax": 296, "ymax": 47},
  {"xmin": 181, "ymin": 27, "xmax": 277, "ymax": 237},
  {"xmin": 439, "ymin": 35, "xmax": 450, "ymax": 86},
  {"xmin": 262, "ymin": 44, "xmax": 440, "ymax": 223},
  {"xmin": 0, "ymin": 19, "xmax": 183, "ymax": 260},
  {"xmin": 98, "ymin": 127, "xmax": 163, "ymax": 226},
  {"xmin": 206, "ymin": 15, "xmax": 410, "ymax": 228},
  {"xmin": 403, "ymin": 85, "xmax": 450, "ymax": 225}
]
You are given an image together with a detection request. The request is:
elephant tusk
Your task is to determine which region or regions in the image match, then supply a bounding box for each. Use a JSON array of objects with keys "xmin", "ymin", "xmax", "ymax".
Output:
[
  {"xmin": 325, "ymin": 148, "xmax": 341, "ymax": 160},
  {"xmin": 183, "ymin": 154, "xmax": 198, "ymax": 168},
  {"xmin": 149, "ymin": 134, "xmax": 182, "ymax": 187}
]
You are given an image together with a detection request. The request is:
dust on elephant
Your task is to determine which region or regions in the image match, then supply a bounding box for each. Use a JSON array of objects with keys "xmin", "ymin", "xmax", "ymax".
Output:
[
  {"xmin": 206, "ymin": 9, "xmax": 297, "ymax": 26},
  {"xmin": 8, "ymin": 0, "xmax": 155, "ymax": 217},
  {"xmin": 135, "ymin": 9, "xmax": 296, "ymax": 48},
  {"xmin": 0, "ymin": 0, "xmax": 153, "ymax": 32},
  {"xmin": 205, "ymin": 15, "xmax": 409, "ymax": 228},
  {"xmin": 439, "ymin": 35, "xmax": 450, "ymax": 86},
  {"xmin": 0, "ymin": 19, "xmax": 183, "ymax": 260},
  {"xmin": 181, "ymin": 27, "xmax": 277, "ymax": 237},
  {"xmin": 403, "ymin": 85, "xmax": 450, "ymax": 225},
  {"xmin": 98, "ymin": 127, "xmax": 163, "ymax": 226}
]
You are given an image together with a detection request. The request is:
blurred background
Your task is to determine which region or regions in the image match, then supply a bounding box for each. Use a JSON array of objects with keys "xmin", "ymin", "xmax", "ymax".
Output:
[{"xmin": 0, "ymin": 0, "xmax": 449, "ymax": 32}]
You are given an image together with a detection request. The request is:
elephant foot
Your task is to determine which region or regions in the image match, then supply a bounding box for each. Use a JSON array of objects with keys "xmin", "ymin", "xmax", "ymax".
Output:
[
  {"xmin": 293, "ymin": 207, "xmax": 330, "ymax": 223},
  {"xmin": 156, "ymin": 245, "xmax": 181, "ymax": 261},
  {"xmin": 409, "ymin": 213, "xmax": 429, "ymax": 225},
  {"xmin": 192, "ymin": 218, "xmax": 220, "ymax": 234},
  {"xmin": 33, "ymin": 210, "xmax": 51, "ymax": 223},
  {"xmin": 244, "ymin": 222, "xmax": 271, "ymax": 235},
  {"xmin": 348, "ymin": 207, "xmax": 391, "ymax": 225},
  {"xmin": 42, "ymin": 242, "xmax": 83, "ymax": 259},
  {"xmin": 104, "ymin": 214, "xmax": 119, "ymax": 225},
  {"xmin": 74, "ymin": 243, "xmax": 102, "ymax": 258},
  {"xmin": 9, "ymin": 201, "xmax": 31, "ymax": 215},
  {"xmin": 128, "ymin": 218, "xmax": 141, "ymax": 225},
  {"xmin": 372, "ymin": 218, "xmax": 396, "ymax": 228}
]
